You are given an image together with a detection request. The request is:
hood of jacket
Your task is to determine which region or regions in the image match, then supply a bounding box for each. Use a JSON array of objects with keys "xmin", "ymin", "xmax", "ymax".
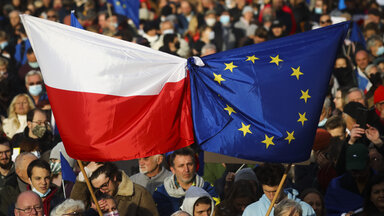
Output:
[{"xmin": 180, "ymin": 186, "xmax": 214, "ymax": 216}]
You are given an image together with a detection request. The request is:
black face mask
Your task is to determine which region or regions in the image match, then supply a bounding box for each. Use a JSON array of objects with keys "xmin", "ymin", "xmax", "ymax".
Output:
[
  {"xmin": 333, "ymin": 67, "xmax": 354, "ymax": 87},
  {"xmin": 174, "ymin": 42, "xmax": 180, "ymax": 50}
]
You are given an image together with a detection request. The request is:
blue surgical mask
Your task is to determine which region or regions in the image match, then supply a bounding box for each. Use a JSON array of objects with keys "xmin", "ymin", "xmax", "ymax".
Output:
[
  {"xmin": 220, "ymin": 15, "xmax": 230, "ymax": 25},
  {"xmin": 0, "ymin": 41, "xmax": 8, "ymax": 50},
  {"xmin": 315, "ymin": 7, "xmax": 322, "ymax": 14},
  {"xmin": 31, "ymin": 184, "xmax": 51, "ymax": 198},
  {"xmin": 29, "ymin": 84, "xmax": 43, "ymax": 96},
  {"xmin": 28, "ymin": 61, "xmax": 39, "ymax": 68},
  {"xmin": 377, "ymin": 46, "xmax": 384, "ymax": 56}
]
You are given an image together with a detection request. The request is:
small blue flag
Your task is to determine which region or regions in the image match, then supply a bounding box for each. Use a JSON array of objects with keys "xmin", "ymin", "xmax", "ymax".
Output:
[
  {"xmin": 338, "ymin": 0, "xmax": 346, "ymax": 10},
  {"xmin": 188, "ymin": 22, "xmax": 350, "ymax": 163},
  {"xmin": 350, "ymin": 22, "xmax": 366, "ymax": 49},
  {"xmin": 70, "ymin": 11, "xmax": 84, "ymax": 29},
  {"xmin": 60, "ymin": 152, "xmax": 76, "ymax": 182},
  {"xmin": 107, "ymin": 0, "xmax": 139, "ymax": 28}
]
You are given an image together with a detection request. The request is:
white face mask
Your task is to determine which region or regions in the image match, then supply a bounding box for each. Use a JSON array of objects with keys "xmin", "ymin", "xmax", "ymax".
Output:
[
  {"xmin": 103, "ymin": 211, "xmax": 119, "ymax": 216},
  {"xmin": 163, "ymin": 29, "xmax": 174, "ymax": 35},
  {"xmin": 31, "ymin": 184, "xmax": 51, "ymax": 198},
  {"xmin": 205, "ymin": 18, "xmax": 216, "ymax": 27},
  {"xmin": 31, "ymin": 151, "xmax": 41, "ymax": 158}
]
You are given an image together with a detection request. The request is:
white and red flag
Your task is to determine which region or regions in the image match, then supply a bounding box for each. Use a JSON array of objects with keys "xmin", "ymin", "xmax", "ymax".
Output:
[{"xmin": 21, "ymin": 15, "xmax": 194, "ymax": 161}]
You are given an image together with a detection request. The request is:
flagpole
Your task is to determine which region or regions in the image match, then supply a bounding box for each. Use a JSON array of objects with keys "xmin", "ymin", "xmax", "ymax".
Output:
[
  {"xmin": 77, "ymin": 160, "xmax": 103, "ymax": 216},
  {"xmin": 62, "ymin": 178, "xmax": 66, "ymax": 199},
  {"xmin": 265, "ymin": 164, "xmax": 292, "ymax": 216},
  {"xmin": 107, "ymin": 3, "xmax": 112, "ymax": 17}
]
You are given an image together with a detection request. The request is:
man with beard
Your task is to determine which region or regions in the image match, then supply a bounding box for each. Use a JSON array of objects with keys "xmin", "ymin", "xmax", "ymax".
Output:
[
  {"xmin": 130, "ymin": 154, "xmax": 172, "ymax": 194},
  {"xmin": 0, "ymin": 136, "xmax": 15, "ymax": 192},
  {"xmin": 11, "ymin": 108, "xmax": 53, "ymax": 156}
]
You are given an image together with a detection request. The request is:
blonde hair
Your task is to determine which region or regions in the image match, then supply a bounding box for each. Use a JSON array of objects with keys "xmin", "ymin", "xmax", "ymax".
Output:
[{"xmin": 7, "ymin": 94, "xmax": 35, "ymax": 128}]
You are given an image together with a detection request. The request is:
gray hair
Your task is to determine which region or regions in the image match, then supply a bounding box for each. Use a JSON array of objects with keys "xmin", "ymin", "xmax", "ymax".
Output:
[
  {"xmin": 50, "ymin": 199, "xmax": 85, "ymax": 216},
  {"xmin": 201, "ymin": 43, "xmax": 216, "ymax": 56},
  {"xmin": 274, "ymin": 199, "xmax": 303, "ymax": 216},
  {"xmin": 367, "ymin": 35, "xmax": 383, "ymax": 51},
  {"xmin": 366, "ymin": 64, "xmax": 377, "ymax": 74},
  {"xmin": 25, "ymin": 70, "xmax": 42, "ymax": 84},
  {"xmin": 345, "ymin": 87, "xmax": 365, "ymax": 103},
  {"xmin": 171, "ymin": 210, "xmax": 191, "ymax": 216}
]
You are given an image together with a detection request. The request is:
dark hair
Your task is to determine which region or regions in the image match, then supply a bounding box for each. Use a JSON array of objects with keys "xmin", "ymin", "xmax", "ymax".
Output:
[
  {"xmin": 90, "ymin": 162, "xmax": 122, "ymax": 183},
  {"xmin": 325, "ymin": 116, "xmax": 346, "ymax": 131},
  {"xmin": 26, "ymin": 47, "xmax": 34, "ymax": 54},
  {"xmin": 0, "ymin": 136, "xmax": 10, "ymax": 147},
  {"xmin": 169, "ymin": 147, "xmax": 196, "ymax": 167},
  {"xmin": 27, "ymin": 159, "xmax": 51, "ymax": 178},
  {"xmin": 254, "ymin": 27, "xmax": 268, "ymax": 39},
  {"xmin": 299, "ymin": 188, "xmax": 325, "ymax": 216},
  {"xmin": 363, "ymin": 174, "xmax": 384, "ymax": 215},
  {"xmin": 256, "ymin": 163, "xmax": 284, "ymax": 186},
  {"xmin": 163, "ymin": 33, "xmax": 177, "ymax": 46},
  {"xmin": 27, "ymin": 108, "xmax": 46, "ymax": 122}
]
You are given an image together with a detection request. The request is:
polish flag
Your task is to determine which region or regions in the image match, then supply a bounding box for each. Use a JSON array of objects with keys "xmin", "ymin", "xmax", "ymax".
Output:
[{"xmin": 20, "ymin": 15, "xmax": 194, "ymax": 161}]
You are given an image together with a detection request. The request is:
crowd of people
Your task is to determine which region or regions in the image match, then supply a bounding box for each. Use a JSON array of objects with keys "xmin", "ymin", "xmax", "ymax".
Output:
[{"xmin": 1, "ymin": 0, "xmax": 384, "ymax": 215}]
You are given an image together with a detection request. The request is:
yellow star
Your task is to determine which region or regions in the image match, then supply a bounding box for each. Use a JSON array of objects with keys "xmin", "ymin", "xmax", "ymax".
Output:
[
  {"xmin": 224, "ymin": 62, "xmax": 238, "ymax": 72},
  {"xmin": 285, "ymin": 131, "xmax": 295, "ymax": 144},
  {"xmin": 246, "ymin": 55, "xmax": 259, "ymax": 64},
  {"xmin": 238, "ymin": 122, "xmax": 252, "ymax": 136},
  {"xmin": 297, "ymin": 112, "xmax": 308, "ymax": 126},
  {"xmin": 116, "ymin": 1, "xmax": 120, "ymax": 5},
  {"xmin": 291, "ymin": 66, "xmax": 303, "ymax": 80},
  {"xmin": 300, "ymin": 89, "xmax": 311, "ymax": 103},
  {"xmin": 123, "ymin": 4, "xmax": 126, "ymax": 8},
  {"xmin": 270, "ymin": 55, "xmax": 283, "ymax": 66},
  {"xmin": 213, "ymin": 73, "xmax": 225, "ymax": 85},
  {"xmin": 261, "ymin": 134, "xmax": 275, "ymax": 149},
  {"xmin": 224, "ymin": 104, "xmax": 236, "ymax": 115}
]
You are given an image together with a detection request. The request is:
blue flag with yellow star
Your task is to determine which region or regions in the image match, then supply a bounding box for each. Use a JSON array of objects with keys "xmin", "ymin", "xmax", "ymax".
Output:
[
  {"xmin": 107, "ymin": 0, "xmax": 139, "ymax": 28},
  {"xmin": 188, "ymin": 22, "xmax": 350, "ymax": 163}
]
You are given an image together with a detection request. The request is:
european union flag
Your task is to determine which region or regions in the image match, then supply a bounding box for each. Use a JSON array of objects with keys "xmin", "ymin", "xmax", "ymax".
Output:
[
  {"xmin": 107, "ymin": 0, "xmax": 139, "ymax": 28},
  {"xmin": 60, "ymin": 152, "xmax": 76, "ymax": 182},
  {"xmin": 188, "ymin": 22, "xmax": 349, "ymax": 163}
]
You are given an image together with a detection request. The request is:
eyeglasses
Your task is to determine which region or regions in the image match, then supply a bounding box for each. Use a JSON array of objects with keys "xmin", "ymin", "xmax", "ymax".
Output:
[
  {"xmin": 320, "ymin": 19, "xmax": 332, "ymax": 24},
  {"xmin": 62, "ymin": 211, "xmax": 83, "ymax": 216},
  {"xmin": 16, "ymin": 206, "xmax": 43, "ymax": 214},
  {"xmin": 0, "ymin": 150, "xmax": 11, "ymax": 155},
  {"xmin": 94, "ymin": 178, "xmax": 110, "ymax": 191},
  {"xmin": 28, "ymin": 81, "xmax": 42, "ymax": 86},
  {"xmin": 32, "ymin": 121, "xmax": 51, "ymax": 127}
]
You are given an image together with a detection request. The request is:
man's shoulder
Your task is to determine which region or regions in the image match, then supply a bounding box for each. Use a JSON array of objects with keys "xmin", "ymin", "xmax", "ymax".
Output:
[{"xmin": 242, "ymin": 200, "xmax": 266, "ymax": 216}]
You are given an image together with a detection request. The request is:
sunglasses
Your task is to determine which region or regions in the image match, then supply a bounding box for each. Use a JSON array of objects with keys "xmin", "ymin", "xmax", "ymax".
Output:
[{"xmin": 320, "ymin": 19, "xmax": 332, "ymax": 24}]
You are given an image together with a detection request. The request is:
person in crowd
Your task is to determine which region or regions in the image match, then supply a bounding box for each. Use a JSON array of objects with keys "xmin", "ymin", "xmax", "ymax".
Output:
[
  {"xmin": 85, "ymin": 193, "xmax": 119, "ymax": 216},
  {"xmin": 14, "ymin": 191, "xmax": 43, "ymax": 216},
  {"xmin": 324, "ymin": 116, "xmax": 347, "ymax": 141},
  {"xmin": 180, "ymin": 186, "xmax": 214, "ymax": 216},
  {"xmin": 243, "ymin": 163, "xmax": 315, "ymax": 216},
  {"xmin": 0, "ymin": 57, "xmax": 21, "ymax": 117},
  {"xmin": 171, "ymin": 210, "xmax": 191, "ymax": 216},
  {"xmin": 358, "ymin": 174, "xmax": 384, "ymax": 215},
  {"xmin": 153, "ymin": 147, "xmax": 219, "ymax": 216},
  {"xmin": 0, "ymin": 136, "xmax": 15, "ymax": 192},
  {"xmin": 11, "ymin": 108, "xmax": 53, "ymax": 155},
  {"xmin": 159, "ymin": 33, "xmax": 180, "ymax": 56},
  {"xmin": 50, "ymin": 199, "xmax": 85, "ymax": 216},
  {"xmin": 318, "ymin": 14, "xmax": 332, "ymax": 28},
  {"xmin": 318, "ymin": 98, "xmax": 332, "ymax": 128},
  {"xmin": 325, "ymin": 143, "xmax": 373, "ymax": 215},
  {"xmin": 354, "ymin": 50, "xmax": 372, "ymax": 93},
  {"xmin": 300, "ymin": 188, "xmax": 325, "ymax": 216},
  {"xmin": 70, "ymin": 162, "xmax": 159, "ymax": 216},
  {"xmin": 17, "ymin": 48, "xmax": 39, "ymax": 85},
  {"xmin": 130, "ymin": 154, "xmax": 172, "ymax": 195},
  {"xmin": 2, "ymin": 93, "xmax": 35, "ymax": 138},
  {"xmin": 24, "ymin": 70, "xmax": 49, "ymax": 109}
]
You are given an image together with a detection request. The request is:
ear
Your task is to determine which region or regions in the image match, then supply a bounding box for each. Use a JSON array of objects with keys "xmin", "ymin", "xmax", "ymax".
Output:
[
  {"xmin": 28, "ymin": 178, "xmax": 32, "ymax": 185},
  {"xmin": 170, "ymin": 166, "xmax": 175, "ymax": 174},
  {"xmin": 157, "ymin": 155, "xmax": 164, "ymax": 165},
  {"xmin": 27, "ymin": 121, "xmax": 32, "ymax": 129}
]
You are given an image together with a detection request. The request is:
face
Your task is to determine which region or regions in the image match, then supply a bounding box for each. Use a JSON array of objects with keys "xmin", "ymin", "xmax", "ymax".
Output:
[
  {"xmin": 9, "ymin": 11, "xmax": 21, "ymax": 27},
  {"xmin": 333, "ymin": 90, "xmax": 343, "ymax": 110},
  {"xmin": 26, "ymin": 52, "xmax": 37, "ymax": 63},
  {"xmin": 91, "ymin": 173, "xmax": 117, "ymax": 196},
  {"xmin": 335, "ymin": 58, "xmax": 347, "ymax": 68},
  {"xmin": 303, "ymin": 193, "xmax": 323, "ymax": 216},
  {"xmin": 29, "ymin": 167, "xmax": 50, "ymax": 194},
  {"xmin": 370, "ymin": 182, "xmax": 384, "ymax": 210},
  {"xmin": 0, "ymin": 144, "xmax": 11, "ymax": 168},
  {"xmin": 14, "ymin": 96, "xmax": 30, "ymax": 115},
  {"xmin": 193, "ymin": 203, "xmax": 211, "ymax": 216},
  {"xmin": 138, "ymin": 155, "xmax": 160, "ymax": 175},
  {"xmin": 272, "ymin": 27, "xmax": 283, "ymax": 37},
  {"xmin": 347, "ymin": 90, "xmax": 365, "ymax": 106},
  {"xmin": 355, "ymin": 51, "xmax": 369, "ymax": 71},
  {"xmin": 46, "ymin": 11, "xmax": 57, "ymax": 22},
  {"xmin": 26, "ymin": 74, "xmax": 42, "ymax": 90},
  {"xmin": 103, "ymin": 198, "xmax": 117, "ymax": 213},
  {"xmin": 180, "ymin": 1, "xmax": 192, "ymax": 15},
  {"xmin": 327, "ymin": 126, "xmax": 346, "ymax": 140},
  {"xmin": 319, "ymin": 15, "xmax": 332, "ymax": 27},
  {"xmin": 262, "ymin": 185, "xmax": 281, "ymax": 202},
  {"xmin": 0, "ymin": 64, "xmax": 8, "ymax": 81},
  {"xmin": 27, "ymin": 111, "xmax": 47, "ymax": 138},
  {"xmin": 14, "ymin": 192, "xmax": 43, "ymax": 216},
  {"xmin": 170, "ymin": 155, "xmax": 195, "ymax": 185}
]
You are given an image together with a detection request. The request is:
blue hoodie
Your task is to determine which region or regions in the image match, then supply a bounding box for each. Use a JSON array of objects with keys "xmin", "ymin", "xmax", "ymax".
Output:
[{"xmin": 242, "ymin": 188, "xmax": 315, "ymax": 216}]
